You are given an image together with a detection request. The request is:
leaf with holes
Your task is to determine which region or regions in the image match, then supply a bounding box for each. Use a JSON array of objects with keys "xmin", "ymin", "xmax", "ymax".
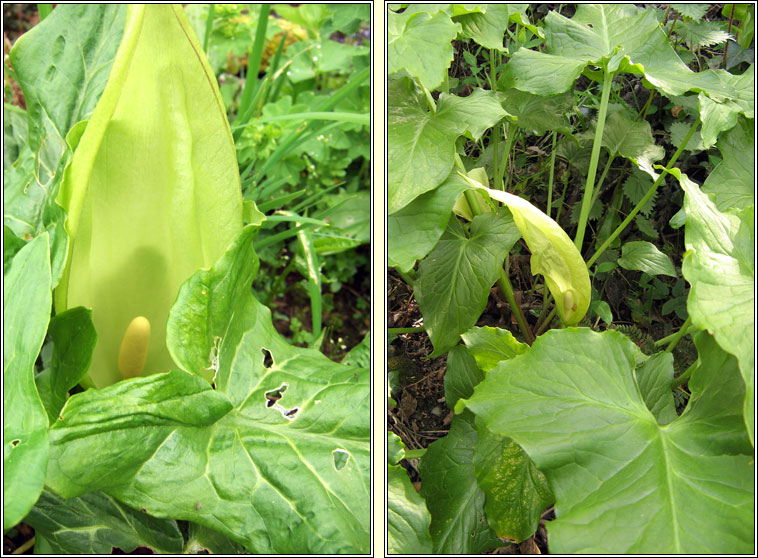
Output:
[
  {"xmin": 23, "ymin": 489, "xmax": 185, "ymax": 554},
  {"xmin": 44, "ymin": 226, "xmax": 370, "ymax": 554}
]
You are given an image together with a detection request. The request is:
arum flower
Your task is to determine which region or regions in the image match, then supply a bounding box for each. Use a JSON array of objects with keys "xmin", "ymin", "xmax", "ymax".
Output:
[{"xmin": 55, "ymin": 5, "xmax": 243, "ymax": 387}]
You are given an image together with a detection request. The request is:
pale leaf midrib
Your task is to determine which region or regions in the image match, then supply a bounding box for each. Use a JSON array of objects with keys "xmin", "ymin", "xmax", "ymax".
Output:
[{"xmin": 658, "ymin": 432, "xmax": 682, "ymax": 553}]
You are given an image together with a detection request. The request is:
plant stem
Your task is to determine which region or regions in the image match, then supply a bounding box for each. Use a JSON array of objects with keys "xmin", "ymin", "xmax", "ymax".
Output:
[
  {"xmin": 500, "ymin": 123, "xmax": 516, "ymax": 190},
  {"xmin": 554, "ymin": 170, "xmax": 569, "ymax": 222},
  {"xmin": 590, "ymin": 154, "xmax": 615, "ymax": 208},
  {"xmin": 587, "ymin": 118, "xmax": 699, "ymax": 268},
  {"xmin": 489, "ymin": 49, "xmax": 502, "ymax": 190},
  {"xmin": 671, "ymin": 360, "xmax": 696, "ymax": 389},
  {"xmin": 492, "ymin": 127, "xmax": 501, "ymax": 190},
  {"xmin": 663, "ymin": 6, "xmax": 675, "ymax": 39},
  {"xmin": 723, "ymin": 4, "xmax": 736, "ymax": 69},
  {"xmin": 574, "ymin": 68, "xmax": 614, "ymax": 251},
  {"xmin": 203, "ymin": 4, "xmax": 215, "ymax": 54},
  {"xmin": 264, "ymin": 258, "xmax": 296, "ymax": 306},
  {"xmin": 535, "ymin": 307, "xmax": 557, "ymax": 336},
  {"xmin": 662, "ymin": 317, "xmax": 692, "ymax": 353},
  {"xmin": 546, "ymin": 131, "xmax": 557, "ymax": 218},
  {"xmin": 12, "ymin": 537, "xmax": 35, "ymax": 554},
  {"xmin": 388, "ymin": 326, "xmax": 426, "ymax": 334},
  {"xmin": 398, "ymin": 269, "xmax": 416, "ymax": 286},
  {"xmin": 403, "ymin": 448, "xmax": 427, "ymax": 459},
  {"xmin": 422, "ymin": 84, "xmax": 437, "ymax": 114},
  {"xmin": 498, "ymin": 269, "xmax": 535, "ymax": 344},
  {"xmin": 637, "ymin": 89, "xmax": 656, "ymax": 121}
]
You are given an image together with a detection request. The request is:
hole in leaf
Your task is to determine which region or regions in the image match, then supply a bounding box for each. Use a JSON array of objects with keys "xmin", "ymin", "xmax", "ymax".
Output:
[
  {"xmin": 264, "ymin": 382, "xmax": 299, "ymax": 419},
  {"xmin": 11, "ymin": 439, "xmax": 20, "ymax": 447},
  {"xmin": 262, "ymin": 348, "xmax": 274, "ymax": 368},
  {"xmin": 332, "ymin": 448, "xmax": 350, "ymax": 471},
  {"xmin": 206, "ymin": 336, "xmax": 221, "ymax": 372},
  {"xmin": 265, "ymin": 383, "xmax": 288, "ymax": 407}
]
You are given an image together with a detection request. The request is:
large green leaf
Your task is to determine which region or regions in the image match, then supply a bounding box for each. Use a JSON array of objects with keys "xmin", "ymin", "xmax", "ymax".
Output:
[
  {"xmin": 2, "ymin": 103, "xmax": 27, "ymax": 168},
  {"xmin": 501, "ymin": 88, "xmax": 574, "ymax": 135},
  {"xmin": 388, "ymin": 466, "xmax": 434, "ymax": 554},
  {"xmin": 618, "ymin": 241, "xmax": 677, "ymax": 277},
  {"xmin": 457, "ymin": 328, "xmax": 754, "ymax": 553},
  {"xmin": 455, "ymin": 4, "xmax": 530, "ymax": 51},
  {"xmin": 55, "ymin": 5, "xmax": 243, "ymax": 387},
  {"xmin": 8, "ymin": 5, "xmax": 125, "ymax": 153},
  {"xmin": 473, "ymin": 420, "xmax": 553, "ymax": 543},
  {"xmin": 451, "ymin": 330, "xmax": 552, "ymax": 544},
  {"xmin": 600, "ymin": 103, "xmax": 664, "ymax": 178},
  {"xmin": 183, "ymin": 522, "xmax": 247, "ymax": 554},
  {"xmin": 388, "ymin": 432, "xmax": 433, "ymax": 555},
  {"xmin": 419, "ymin": 412, "xmax": 501, "ymax": 554},
  {"xmin": 46, "ymin": 226, "xmax": 370, "ymax": 554},
  {"xmin": 462, "ymin": 176, "xmax": 591, "ymax": 325},
  {"xmin": 502, "ymin": 48, "xmax": 586, "ymax": 96},
  {"xmin": 34, "ymin": 306, "xmax": 97, "ymax": 424},
  {"xmin": 3, "ymin": 234, "xmax": 52, "ymax": 530},
  {"xmin": 387, "ymin": 9, "xmax": 460, "ymax": 90},
  {"xmin": 697, "ymin": 67, "xmax": 754, "ymax": 148},
  {"xmin": 634, "ymin": 352, "xmax": 677, "ymax": 425},
  {"xmin": 24, "ymin": 489, "xmax": 184, "ymax": 554},
  {"xmin": 444, "ymin": 345, "xmax": 484, "ymax": 409},
  {"xmin": 2, "ymin": 225, "xmax": 26, "ymax": 273},
  {"xmin": 701, "ymin": 115, "xmax": 754, "ymax": 211},
  {"xmin": 5, "ymin": 5, "xmax": 126, "ymax": 285},
  {"xmin": 388, "ymin": 171, "xmax": 471, "ymax": 272},
  {"xmin": 460, "ymin": 325, "xmax": 528, "ymax": 372},
  {"xmin": 503, "ymin": 5, "xmax": 733, "ymax": 99},
  {"xmin": 415, "ymin": 210, "xmax": 520, "ymax": 356},
  {"xmin": 672, "ymin": 168, "xmax": 755, "ymax": 444},
  {"xmin": 388, "ymin": 76, "xmax": 507, "ymax": 214}
]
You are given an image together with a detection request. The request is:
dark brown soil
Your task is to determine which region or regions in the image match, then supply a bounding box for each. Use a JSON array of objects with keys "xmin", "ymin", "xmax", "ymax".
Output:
[{"xmin": 388, "ymin": 268, "xmax": 554, "ymax": 554}]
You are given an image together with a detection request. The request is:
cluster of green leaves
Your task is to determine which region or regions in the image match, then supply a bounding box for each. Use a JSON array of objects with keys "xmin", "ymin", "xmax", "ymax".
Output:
[
  {"xmin": 388, "ymin": 3, "xmax": 753, "ymax": 554},
  {"xmin": 4, "ymin": 4, "xmax": 369, "ymax": 554},
  {"xmin": 183, "ymin": 4, "xmax": 371, "ymax": 349}
]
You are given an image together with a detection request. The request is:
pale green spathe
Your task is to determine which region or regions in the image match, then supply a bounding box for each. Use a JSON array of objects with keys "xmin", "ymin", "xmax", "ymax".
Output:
[
  {"xmin": 55, "ymin": 5, "xmax": 243, "ymax": 387},
  {"xmin": 461, "ymin": 172, "xmax": 591, "ymax": 326}
]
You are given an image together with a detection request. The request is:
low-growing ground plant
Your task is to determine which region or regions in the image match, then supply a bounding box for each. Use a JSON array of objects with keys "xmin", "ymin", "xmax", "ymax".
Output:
[
  {"xmin": 388, "ymin": 3, "xmax": 753, "ymax": 554},
  {"xmin": 4, "ymin": 4, "xmax": 370, "ymax": 554}
]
